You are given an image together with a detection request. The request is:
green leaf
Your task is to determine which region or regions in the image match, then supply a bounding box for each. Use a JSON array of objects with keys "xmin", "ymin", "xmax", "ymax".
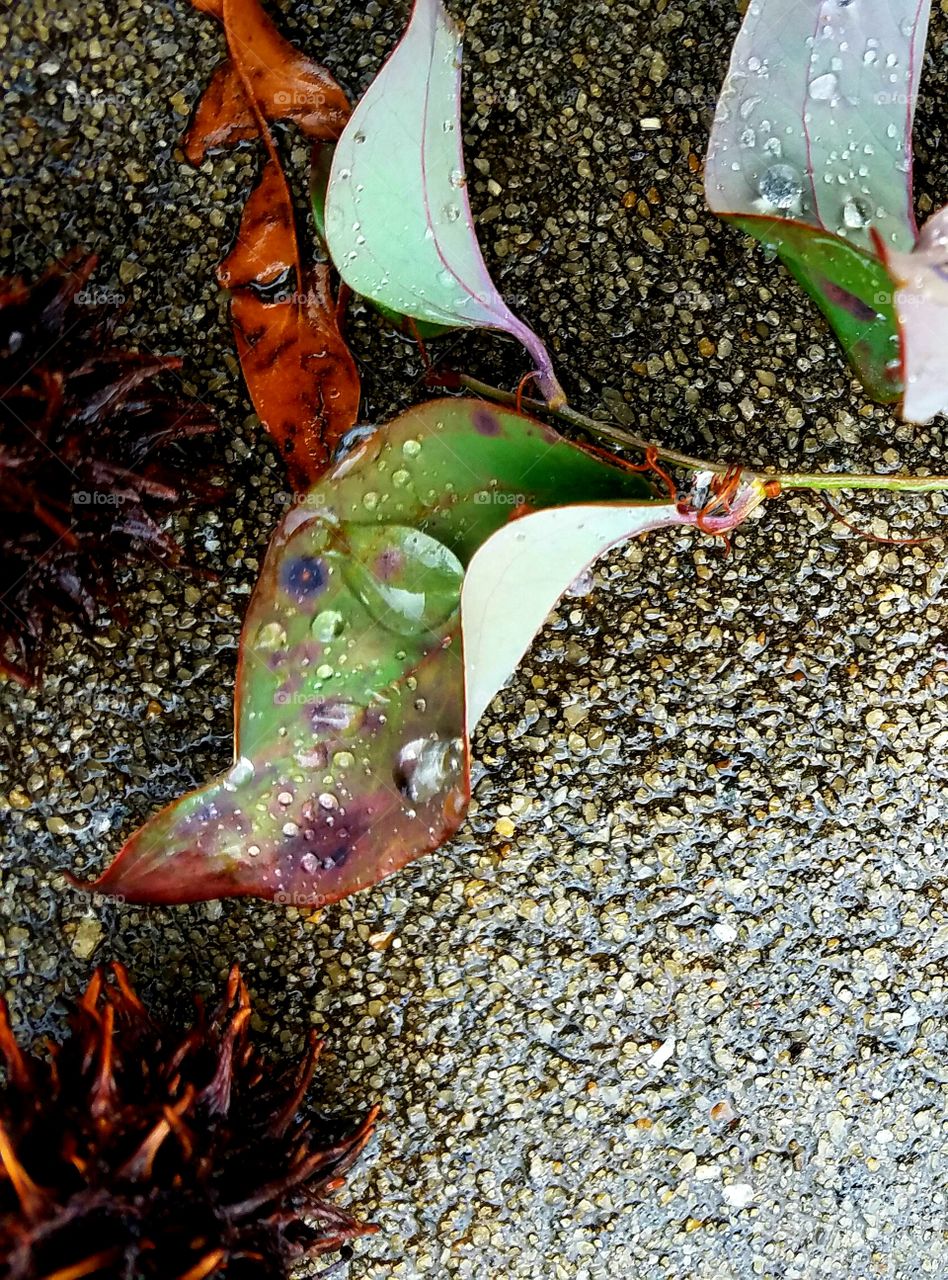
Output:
[
  {"xmin": 729, "ymin": 215, "xmax": 903, "ymax": 405},
  {"xmin": 324, "ymin": 0, "xmax": 565, "ymax": 406},
  {"xmin": 83, "ymin": 399, "xmax": 767, "ymax": 906},
  {"xmin": 312, "ymin": 140, "xmax": 454, "ymax": 342}
]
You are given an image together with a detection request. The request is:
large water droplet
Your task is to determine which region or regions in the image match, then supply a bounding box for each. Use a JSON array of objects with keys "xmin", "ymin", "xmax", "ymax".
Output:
[
  {"xmin": 755, "ymin": 164, "xmax": 803, "ymax": 213},
  {"xmin": 809, "ymin": 72, "xmax": 838, "ymax": 101},
  {"xmin": 223, "ymin": 756, "xmax": 255, "ymax": 791},
  {"xmin": 841, "ymin": 195, "xmax": 870, "ymax": 230},
  {"xmin": 394, "ymin": 735, "xmax": 463, "ymax": 804},
  {"xmin": 312, "ymin": 609, "xmax": 345, "ymax": 643},
  {"xmin": 342, "ymin": 524, "xmax": 464, "ymax": 636},
  {"xmin": 255, "ymin": 621, "xmax": 287, "ymax": 651}
]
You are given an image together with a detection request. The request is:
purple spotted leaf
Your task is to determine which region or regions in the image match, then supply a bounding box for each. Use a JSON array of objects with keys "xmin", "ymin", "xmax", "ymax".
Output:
[
  {"xmin": 705, "ymin": 0, "xmax": 948, "ymax": 420},
  {"xmin": 80, "ymin": 400, "xmax": 768, "ymax": 906},
  {"xmin": 324, "ymin": 0, "xmax": 565, "ymax": 407}
]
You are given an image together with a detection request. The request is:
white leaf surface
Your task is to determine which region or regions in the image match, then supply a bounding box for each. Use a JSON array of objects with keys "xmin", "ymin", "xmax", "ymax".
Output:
[{"xmin": 462, "ymin": 478, "xmax": 767, "ymax": 733}]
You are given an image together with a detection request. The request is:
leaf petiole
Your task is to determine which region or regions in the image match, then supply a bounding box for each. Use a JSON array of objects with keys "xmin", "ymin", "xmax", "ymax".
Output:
[{"xmin": 457, "ymin": 375, "xmax": 948, "ymax": 499}]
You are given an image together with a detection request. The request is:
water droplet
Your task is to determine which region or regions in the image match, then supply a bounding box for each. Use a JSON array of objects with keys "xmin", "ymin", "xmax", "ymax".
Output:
[
  {"xmin": 318, "ymin": 792, "xmax": 338, "ymax": 809},
  {"xmin": 391, "ymin": 469, "xmax": 410, "ymax": 488},
  {"xmin": 354, "ymin": 131, "xmax": 366, "ymax": 144},
  {"xmin": 223, "ymin": 756, "xmax": 255, "ymax": 791},
  {"xmin": 755, "ymin": 163, "xmax": 803, "ymax": 213},
  {"xmin": 283, "ymin": 821, "xmax": 299, "ymax": 837},
  {"xmin": 809, "ymin": 72, "xmax": 838, "ymax": 101},
  {"xmin": 300, "ymin": 852, "xmax": 319, "ymax": 874},
  {"xmin": 567, "ymin": 567, "xmax": 596, "ymax": 598},
  {"xmin": 442, "ymin": 119, "xmax": 455, "ymax": 133},
  {"xmin": 443, "ymin": 203, "xmax": 461, "ymax": 221},
  {"xmin": 363, "ymin": 491, "xmax": 379, "ymax": 510},
  {"xmin": 842, "ymin": 195, "xmax": 870, "ymax": 229},
  {"xmin": 333, "ymin": 750, "xmax": 355, "ymax": 770},
  {"xmin": 337, "ymin": 167, "xmax": 352, "ymax": 180},
  {"xmin": 296, "ymin": 745, "xmax": 329, "ymax": 770},
  {"xmin": 449, "ymin": 168, "xmax": 466, "ymax": 188},
  {"xmin": 316, "ymin": 663, "xmax": 334, "ymax": 680},
  {"xmin": 402, "ymin": 438, "xmax": 422, "ymax": 457},
  {"xmin": 394, "ymin": 735, "xmax": 463, "ymax": 804},
  {"xmin": 312, "ymin": 609, "xmax": 345, "ymax": 643},
  {"xmin": 342, "ymin": 524, "xmax": 464, "ymax": 636},
  {"xmin": 278, "ymin": 791, "xmax": 293, "ymax": 805},
  {"xmin": 255, "ymin": 621, "xmax": 287, "ymax": 651}
]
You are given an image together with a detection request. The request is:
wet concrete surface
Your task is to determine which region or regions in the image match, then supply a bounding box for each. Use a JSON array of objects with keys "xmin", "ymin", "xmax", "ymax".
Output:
[{"xmin": 3, "ymin": 1, "xmax": 948, "ymax": 1276}]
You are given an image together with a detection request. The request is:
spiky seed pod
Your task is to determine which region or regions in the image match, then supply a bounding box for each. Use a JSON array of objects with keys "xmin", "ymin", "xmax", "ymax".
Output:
[
  {"xmin": 0, "ymin": 963, "xmax": 378, "ymax": 1280},
  {"xmin": 0, "ymin": 252, "xmax": 224, "ymax": 685}
]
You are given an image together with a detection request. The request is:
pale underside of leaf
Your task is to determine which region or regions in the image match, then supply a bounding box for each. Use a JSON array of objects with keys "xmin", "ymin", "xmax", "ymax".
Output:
[
  {"xmin": 886, "ymin": 207, "xmax": 948, "ymax": 420},
  {"xmin": 462, "ymin": 503, "xmax": 682, "ymax": 732},
  {"xmin": 462, "ymin": 479, "xmax": 767, "ymax": 732},
  {"xmin": 706, "ymin": 0, "xmax": 930, "ymax": 253},
  {"xmin": 325, "ymin": 0, "xmax": 563, "ymax": 404}
]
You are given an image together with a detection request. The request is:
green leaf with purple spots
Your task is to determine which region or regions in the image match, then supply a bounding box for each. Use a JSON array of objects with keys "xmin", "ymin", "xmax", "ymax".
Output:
[{"xmin": 81, "ymin": 399, "xmax": 768, "ymax": 906}]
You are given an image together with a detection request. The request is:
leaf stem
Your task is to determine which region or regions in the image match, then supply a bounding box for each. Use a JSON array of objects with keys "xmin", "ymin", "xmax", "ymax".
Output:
[{"xmin": 458, "ymin": 375, "xmax": 948, "ymax": 496}]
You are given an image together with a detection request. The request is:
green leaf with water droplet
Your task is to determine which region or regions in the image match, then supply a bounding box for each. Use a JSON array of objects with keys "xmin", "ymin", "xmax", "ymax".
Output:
[
  {"xmin": 705, "ymin": 0, "xmax": 936, "ymax": 410},
  {"xmin": 324, "ymin": 0, "xmax": 565, "ymax": 406},
  {"xmin": 82, "ymin": 399, "xmax": 768, "ymax": 906},
  {"xmin": 706, "ymin": 0, "xmax": 929, "ymax": 253},
  {"xmin": 312, "ymin": 141, "xmax": 454, "ymax": 341}
]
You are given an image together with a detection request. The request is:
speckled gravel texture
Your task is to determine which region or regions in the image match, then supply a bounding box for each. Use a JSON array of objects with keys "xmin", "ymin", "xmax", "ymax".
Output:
[{"xmin": 4, "ymin": 1, "xmax": 948, "ymax": 1277}]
